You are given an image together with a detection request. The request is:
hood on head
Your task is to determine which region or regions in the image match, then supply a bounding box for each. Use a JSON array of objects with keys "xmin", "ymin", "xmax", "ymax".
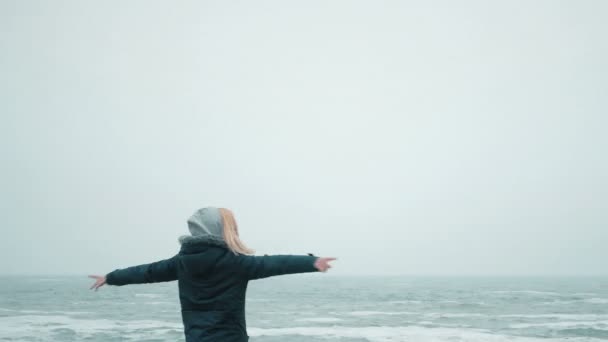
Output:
[{"xmin": 178, "ymin": 207, "xmax": 227, "ymax": 247}]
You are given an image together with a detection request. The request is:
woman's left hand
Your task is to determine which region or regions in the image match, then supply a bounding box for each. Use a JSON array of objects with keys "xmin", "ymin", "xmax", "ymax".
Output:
[
  {"xmin": 88, "ymin": 275, "xmax": 106, "ymax": 291},
  {"xmin": 314, "ymin": 257, "xmax": 337, "ymax": 272}
]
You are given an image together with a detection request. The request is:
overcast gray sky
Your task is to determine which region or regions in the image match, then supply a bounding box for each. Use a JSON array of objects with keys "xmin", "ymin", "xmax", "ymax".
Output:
[{"xmin": 1, "ymin": 0, "xmax": 606, "ymax": 276}]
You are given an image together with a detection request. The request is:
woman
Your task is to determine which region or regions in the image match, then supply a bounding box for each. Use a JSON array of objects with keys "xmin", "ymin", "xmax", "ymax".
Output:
[{"xmin": 89, "ymin": 206, "xmax": 336, "ymax": 341}]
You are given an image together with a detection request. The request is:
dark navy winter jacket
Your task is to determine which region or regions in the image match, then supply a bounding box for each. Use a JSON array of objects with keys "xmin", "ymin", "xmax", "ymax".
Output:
[{"xmin": 105, "ymin": 241, "xmax": 319, "ymax": 341}]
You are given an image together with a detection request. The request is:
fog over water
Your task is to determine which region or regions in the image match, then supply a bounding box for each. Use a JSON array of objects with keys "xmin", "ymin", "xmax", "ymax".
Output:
[{"xmin": 1, "ymin": 0, "xmax": 607, "ymax": 276}]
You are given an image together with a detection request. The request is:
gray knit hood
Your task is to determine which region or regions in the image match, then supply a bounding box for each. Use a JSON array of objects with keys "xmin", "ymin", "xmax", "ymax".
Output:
[{"xmin": 178, "ymin": 207, "xmax": 227, "ymax": 247}]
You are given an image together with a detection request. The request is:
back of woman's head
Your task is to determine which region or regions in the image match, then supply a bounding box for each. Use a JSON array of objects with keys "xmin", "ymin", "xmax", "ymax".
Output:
[
  {"xmin": 218, "ymin": 208, "xmax": 255, "ymax": 256},
  {"xmin": 181, "ymin": 207, "xmax": 255, "ymax": 256}
]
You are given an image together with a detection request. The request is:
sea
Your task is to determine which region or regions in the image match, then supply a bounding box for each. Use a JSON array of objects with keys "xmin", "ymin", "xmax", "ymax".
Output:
[{"xmin": 0, "ymin": 275, "xmax": 607, "ymax": 341}]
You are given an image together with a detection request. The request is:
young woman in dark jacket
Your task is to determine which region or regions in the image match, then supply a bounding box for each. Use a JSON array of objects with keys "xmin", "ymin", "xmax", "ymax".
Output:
[{"xmin": 89, "ymin": 206, "xmax": 336, "ymax": 341}]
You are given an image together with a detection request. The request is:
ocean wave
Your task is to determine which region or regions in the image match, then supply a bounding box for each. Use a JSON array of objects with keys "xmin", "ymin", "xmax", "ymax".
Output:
[
  {"xmin": 511, "ymin": 320, "xmax": 608, "ymax": 331},
  {"xmin": 296, "ymin": 317, "xmax": 344, "ymax": 322},
  {"xmin": 248, "ymin": 325, "xmax": 605, "ymax": 341},
  {"xmin": 586, "ymin": 298, "xmax": 608, "ymax": 304},
  {"xmin": 426, "ymin": 313, "xmax": 488, "ymax": 318},
  {"xmin": 30, "ymin": 278, "xmax": 64, "ymax": 282},
  {"xmin": 343, "ymin": 311, "xmax": 608, "ymax": 321},
  {"xmin": 433, "ymin": 313, "xmax": 608, "ymax": 321},
  {"xmin": 0, "ymin": 315, "xmax": 182, "ymax": 340},
  {"xmin": 0, "ymin": 308, "xmax": 48, "ymax": 314},
  {"xmin": 347, "ymin": 311, "xmax": 417, "ymax": 316},
  {"xmin": 0, "ymin": 308, "xmax": 92, "ymax": 315},
  {"xmin": 489, "ymin": 290, "xmax": 563, "ymax": 296},
  {"xmin": 247, "ymin": 298, "xmax": 276, "ymax": 302},
  {"xmin": 543, "ymin": 298, "xmax": 608, "ymax": 305},
  {"xmin": 501, "ymin": 314, "xmax": 608, "ymax": 320},
  {"xmin": 388, "ymin": 300, "xmax": 423, "ymax": 304},
  {"xmin": 134, "ymin": 293, "xmax": 164, "ymax": 299},
  {"xmin": 2, "ymin": 314, "xmax": 607, "ymax": 341}
]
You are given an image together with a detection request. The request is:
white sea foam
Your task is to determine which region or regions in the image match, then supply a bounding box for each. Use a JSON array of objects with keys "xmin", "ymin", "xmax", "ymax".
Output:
[
  {"xmin": 501, "ymin": 314, "xmax": 608, "ymax": 320},
  {"xmin": 389, "ymin": 300, "xmax": 423, "ymax": 304},
  {"xmin": 134, "ymin": 293, "xmax": 164, "ymax": 299},
  {"xmin": 0, "ymin": 308, "xmax": 47, "ymax": 314},
  {"xmin": 2, "ymin": 314, "xmax": 607, "ymax": 341},
  {"xmin": 296, "ymin": 317, "xmax": 344, "ymax": 322},
  {"xmin": 347, "ymin": 310, "xmax": 416, "ymax": 316},
  {"xmin": 248, "ymin": 325, "xmax": 605, "ymax": 342},
  {"xmin": 511, "ymin": 320, "xmax": 608, "ymax": 330},
  {"xmin": 0, "ymin": 308, "xmax": 91, "ymax": 315},
  {"xmin": 586, "ymin": 298, "xmax": 608, "ymax": 304},
  {"xmin": 340, "ymin": 310, "xmax": 608, "ymax": 322},
  {"xmin": 489, "ymin": 290, "xmax": 562, "ymax": 296},
  {"xmin": 426, "ymin": 312, "xmax": 488, "ymax": 318},
  {"xmin": 431, "ymin": 313, "xmax": 608, "ymax": 321},
  {"xmin": 543, "ymin": 298, "xmax": 608, "ymax": 305},
  {"xmin": 0, "ymin": 315, "xmax": 182, "ymax": 340},
  {"xmin": 143, "ymin": 301, "xmax": 175, "ymax": 305}
]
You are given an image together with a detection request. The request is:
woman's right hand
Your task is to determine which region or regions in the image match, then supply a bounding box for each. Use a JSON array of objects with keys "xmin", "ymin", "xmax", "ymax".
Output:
[{"xmin": 314, "ymin": 257, "xmax": 336, "ymax": 272}]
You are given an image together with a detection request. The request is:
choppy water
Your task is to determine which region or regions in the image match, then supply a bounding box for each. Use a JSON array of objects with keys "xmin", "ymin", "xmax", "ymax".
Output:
[{"xmin": 0, "ymin": 275, "xmax": 607, "ymax": 341}]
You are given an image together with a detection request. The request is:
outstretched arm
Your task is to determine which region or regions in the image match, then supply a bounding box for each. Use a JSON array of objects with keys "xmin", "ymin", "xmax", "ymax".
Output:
[
  {"xmin": 239, "ymin": 254, "xmax": 336, "ymax": 280},
  {"xmin": 89, "ymin": 255, "xmax": 178, "ymax": 290}
]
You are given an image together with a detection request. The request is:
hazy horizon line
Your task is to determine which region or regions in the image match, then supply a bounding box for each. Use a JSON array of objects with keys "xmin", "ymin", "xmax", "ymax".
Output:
[{"xmin": 2, "ymin": 273, "xmax": 607, "ymax": 278}]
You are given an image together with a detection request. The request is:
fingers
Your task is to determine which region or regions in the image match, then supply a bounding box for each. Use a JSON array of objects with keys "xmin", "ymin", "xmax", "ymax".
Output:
[
  {"xmin": 89, "ymin": 275, "xmax": 99, "ymax": 290},
  {"xmin": 323, "ymin": 258, "xmax": 336, "ymax": 266},
  {"xmin": 320, "ymin": 257, "xmax": 336, "ymax": 272},
  {"xmin": 314, "ymin": 257, "xmax": 337, "ymax": 272},
  {"xmin": 322, "ymin": 258, "xmax": 337, "ymax": 266},
  {"xmin": 89, "ymin": 276, "xmax": 104, "ymax": 291},
  {"xmin": 92, "ymin": 282, "xmax": 104, "ymax": 291}
]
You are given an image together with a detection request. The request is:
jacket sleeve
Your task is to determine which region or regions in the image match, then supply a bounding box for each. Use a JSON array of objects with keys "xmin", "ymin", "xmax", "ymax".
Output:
[
  {"xmin": 105, "ymin": 255, "xmax": 178, "ymax": 286},
  {"xmin": 239, "ymin": 254, "xmax": 319, "ymax": 280}
]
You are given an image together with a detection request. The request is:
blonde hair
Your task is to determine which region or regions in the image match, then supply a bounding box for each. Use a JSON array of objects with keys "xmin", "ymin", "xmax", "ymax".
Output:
[{"xmin": 219, "ymin": 208, "xmax": 255, "ymax": 255}]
